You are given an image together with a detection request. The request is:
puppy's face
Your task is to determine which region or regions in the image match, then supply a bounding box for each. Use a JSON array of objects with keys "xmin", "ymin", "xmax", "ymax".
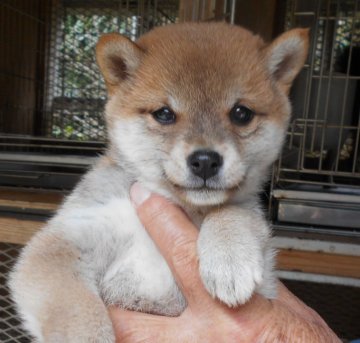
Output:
[{"xmin": 97, "ymin": 23, "xmax": 308, "ymax": 206}]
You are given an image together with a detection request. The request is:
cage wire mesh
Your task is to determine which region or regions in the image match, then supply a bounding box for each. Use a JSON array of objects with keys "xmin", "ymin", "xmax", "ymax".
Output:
[
  {"xmin": 47, "ymin": 0, "xmax": 179, "ymax": 141},
  {"xmin": 0, "ymin": 243, "xmax": 30, "ymax": 343},
  {"xmin": 274, "ymin": 0, "xmax": 360, "ymax": 188}
]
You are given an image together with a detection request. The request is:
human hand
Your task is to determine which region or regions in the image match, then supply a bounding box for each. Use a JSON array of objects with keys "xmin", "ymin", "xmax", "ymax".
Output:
[{"xmin": 109, "ymin": 183, "xmax": 340, "ymax": 342}]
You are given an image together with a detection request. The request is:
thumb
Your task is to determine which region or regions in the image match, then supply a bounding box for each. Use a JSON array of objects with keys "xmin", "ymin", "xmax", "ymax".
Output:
[{"xmin": 130, "ymin": 182, "xmax": 206, "ymax": 304}]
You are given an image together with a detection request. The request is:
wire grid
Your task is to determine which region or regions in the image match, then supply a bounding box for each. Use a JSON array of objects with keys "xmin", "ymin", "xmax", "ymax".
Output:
[
  {"xmin": 46, "ymin": 0, "xmax": 179, "ymax": 141},
  {"xmin": 0, "ymin": 243, "xmax": 30, "ymax": 343},
  {"xmin": 275, "ymin": 0, "xmax": 360, "ymax": 188}
]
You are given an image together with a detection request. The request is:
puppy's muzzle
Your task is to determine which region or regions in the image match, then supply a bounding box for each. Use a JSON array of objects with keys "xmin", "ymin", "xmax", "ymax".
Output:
[{"xmin": 187, "ymin": 150, "xmax": 223, "ymax": 181}]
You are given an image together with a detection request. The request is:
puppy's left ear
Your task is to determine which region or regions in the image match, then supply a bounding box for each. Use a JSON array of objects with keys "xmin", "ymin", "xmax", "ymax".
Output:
[
  {"xmin": 265, "ymin": 28, "xmax": 309, "ymax": 93},
  {"xmin": 96, "ymin": 33, "xmax": 144, "ymax": 95}
]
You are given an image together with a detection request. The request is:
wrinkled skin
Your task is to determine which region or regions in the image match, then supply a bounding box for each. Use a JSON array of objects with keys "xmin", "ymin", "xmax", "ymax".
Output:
[{"xmin": 108, "ymin": 184, "xmax": 340, "ymax": 343}]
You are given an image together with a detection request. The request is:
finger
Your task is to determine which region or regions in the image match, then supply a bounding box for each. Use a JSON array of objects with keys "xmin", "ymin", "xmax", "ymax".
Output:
[{"xmin": 130, "ymin": 182, "xmax": 206, "ymax": 304}]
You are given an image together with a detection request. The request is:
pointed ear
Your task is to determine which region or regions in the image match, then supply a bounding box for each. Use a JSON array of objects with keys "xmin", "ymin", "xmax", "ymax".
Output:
[
  {"xmin": 96, "ymin": 33, "xmax": 143, "ymax": 95},
  {"xmin": 265, "ymin": 28, "xmax": 309, "ymax": 93}
]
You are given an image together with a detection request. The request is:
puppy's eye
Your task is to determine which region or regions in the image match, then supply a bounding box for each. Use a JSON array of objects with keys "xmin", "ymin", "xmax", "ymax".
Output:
[
  {"xmin": 229, "ymin": 104, "xmax": 254, "ymax": 126},
  {"xmin": 152, "ymin": 107, "xmax": 176, "ymax": 125}
]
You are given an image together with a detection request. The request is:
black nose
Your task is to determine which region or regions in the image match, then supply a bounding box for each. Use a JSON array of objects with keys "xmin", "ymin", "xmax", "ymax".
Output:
[{"xmin": 187, "ymin": 150, "xmax": 223, "ymax": 181}]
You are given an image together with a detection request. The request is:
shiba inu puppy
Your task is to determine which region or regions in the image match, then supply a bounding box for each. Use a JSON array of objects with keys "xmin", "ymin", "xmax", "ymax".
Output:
[{"xmin": 10, "ymin": 22, "xmax": 308, "ymax": 342}]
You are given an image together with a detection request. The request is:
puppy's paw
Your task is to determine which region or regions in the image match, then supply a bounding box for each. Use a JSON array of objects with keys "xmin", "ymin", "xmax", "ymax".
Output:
[{"xmin": 198, "ymin": 245, "xmax": 264, "ymax": 307}]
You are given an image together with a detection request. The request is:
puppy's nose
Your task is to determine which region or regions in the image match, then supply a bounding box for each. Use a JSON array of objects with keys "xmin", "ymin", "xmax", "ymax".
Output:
[{"xmin": 187, "ymin": 150, "xmax": 223, "ymax": 180}]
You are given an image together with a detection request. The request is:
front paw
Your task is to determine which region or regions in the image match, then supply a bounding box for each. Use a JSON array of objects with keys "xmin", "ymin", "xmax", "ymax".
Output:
[{"xmin": 198, "ymin": 245, "xmax": 264, "ymax": 307}]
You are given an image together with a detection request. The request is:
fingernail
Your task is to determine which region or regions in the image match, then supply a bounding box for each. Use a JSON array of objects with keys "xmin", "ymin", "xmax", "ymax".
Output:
[{"xmin": 130, "ymin": 182, "xmax": 151, "ymax": 207}]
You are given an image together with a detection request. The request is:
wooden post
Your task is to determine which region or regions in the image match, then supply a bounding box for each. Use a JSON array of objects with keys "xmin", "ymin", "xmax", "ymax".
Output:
[
  {"xmin": 234, "ymin": 0, "xmax": 279, "ymax": 41},
  {"xmin": 179, "ymin": 0, "xmax": 216, "ymax": 22}
]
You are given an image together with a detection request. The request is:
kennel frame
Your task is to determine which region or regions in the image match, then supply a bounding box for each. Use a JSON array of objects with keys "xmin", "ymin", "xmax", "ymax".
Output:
[
  {"xmin": 273, "ymin": 0, "xmax": 360, "ymax": 187},
  {"xmin": 270, "ymin": 0, "xmax": 360, "ymax": 237}
]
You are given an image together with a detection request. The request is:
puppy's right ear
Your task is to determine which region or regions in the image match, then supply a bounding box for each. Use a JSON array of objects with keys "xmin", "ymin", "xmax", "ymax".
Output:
[{"xmin": 96, "ymin": 33, "xmax": 143, "ymax": 95}]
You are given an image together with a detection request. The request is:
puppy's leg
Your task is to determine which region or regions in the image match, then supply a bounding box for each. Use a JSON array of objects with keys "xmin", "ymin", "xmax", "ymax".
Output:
[
  {"xmin": 197, "ymin": 205, "xmax": 276, "ymax": 307},
  {"xmin": 9, "ymin": 231, "xmax": 114, "ymax": 343}
]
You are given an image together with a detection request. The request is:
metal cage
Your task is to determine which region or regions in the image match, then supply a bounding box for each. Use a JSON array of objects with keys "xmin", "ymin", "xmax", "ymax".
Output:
[
  {"xmin": 271, "ymin": 0, "xmax": 360, "ymax": 236},
  {"xmin": 0, "ymin": 0, "xmax": 179, "ymax": 189}
]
